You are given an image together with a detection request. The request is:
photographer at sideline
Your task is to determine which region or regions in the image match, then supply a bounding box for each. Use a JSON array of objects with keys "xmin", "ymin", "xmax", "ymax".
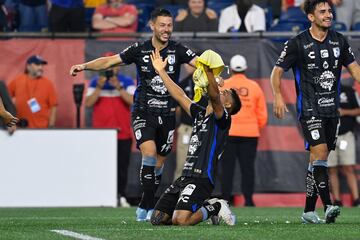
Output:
[{"xmin": 85, "ymin": 52, "xmax": 135, "ymax": 207}]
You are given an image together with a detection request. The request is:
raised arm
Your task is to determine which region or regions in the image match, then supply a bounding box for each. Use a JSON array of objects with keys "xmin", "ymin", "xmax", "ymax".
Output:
[
  {"xmin": 270, "ymin": 66, "xmax": 288, "ymax": 119},
  {"xmin": 347, "ymin": 62, "xmax": 360, "ymax": 84},
  {"xmin": 205, "ymin": 65, "xmax": 224, "ymax": 119},
  {"xmin": 150, "ymin": 49, "xmax": 192, "ymax": 116},
  {"xmin": 70, "ymin": 54, "xmax": 122, "ymax": 76}
]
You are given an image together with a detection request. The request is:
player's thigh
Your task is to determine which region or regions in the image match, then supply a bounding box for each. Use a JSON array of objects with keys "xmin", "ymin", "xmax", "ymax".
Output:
[
  {"xmin": 300, "ymin": 116, "xmax": 330, "ymax": 152},
  {"xmin": 154, "ymin": 178, "xmax": 182, "ymax": 217},
  {"xmin": 132, "ymin": 111, "xmax": 157, "ymax": 154},
  {"xmin": 155, "ymin": 115, "xmax": 176, "ymax": 157},
  {"xmin": 175, "ymin": 178, "xmax": 213, "ymax": 213},
  {"xmin": 338, "ymin": 131, "xmax": 356, "ymax": 166}
]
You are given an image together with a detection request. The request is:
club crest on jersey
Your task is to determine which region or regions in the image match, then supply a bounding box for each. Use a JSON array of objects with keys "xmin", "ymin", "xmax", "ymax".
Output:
[
  {"xmin": 311, "ymin": 130, "xmax": 320, "ymax": 140},
  {"xmin": 333, "ymin": 47, "xmax": 340, "ymax": 58},
  {"xmin": 168, "ymin": 54, "xmax": 175, "ymax": 65}
]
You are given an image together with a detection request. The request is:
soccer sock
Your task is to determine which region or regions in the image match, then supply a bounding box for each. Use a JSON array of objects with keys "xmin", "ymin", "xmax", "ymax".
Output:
[
  {"xmin": 200, "ymin": 201, "xmax": 221, "ymax": 221},
  {"xmin": 154, "ymin": 166, "xmax": 163, "ymax": 205},
  {"xmin": 313, "ymin": 160, "xmax": 332, "ymax": 211},
  {"xmin": 139, "ymin": 156, "xmax": 156, "ymax": 210},
  {"xmin": 304, "ymin": 163, "xmax": 318, "ymax": 212}
]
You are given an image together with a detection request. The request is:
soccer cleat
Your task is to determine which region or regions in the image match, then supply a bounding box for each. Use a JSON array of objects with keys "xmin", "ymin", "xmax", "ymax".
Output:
[
  {"xmin": 217, "ymin": 199, "xmax": 236, "ymax": 226},
  {"xmin": 146, "ymin": 209, "xmax": 154, "ymax": 222},
  {"xmin": 301, "ymin": 211, "xmax": 324, "ymax": 224},
  {"xmin": 136, "ymin": 207, "xmax": 147, "ymax": 222},
  {"xmin": 325, "ymin": 205, "xmax": 340, "ymax": 224},
  {"xmin": 209, "ymin": 215, "xmax": 220, "ymax": 225}
]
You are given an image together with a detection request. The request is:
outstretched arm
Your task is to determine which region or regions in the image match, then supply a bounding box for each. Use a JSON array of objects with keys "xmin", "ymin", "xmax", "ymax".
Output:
[
  {"xmin": 270, "ymin": 66, "xmax": 288, "ymax": 119},
  {"xmin": 150, "ymin": 49, "xmax": 192, "ymax": 116},
  {"xmin": 70, "ymin": 54, "xmax": 122, "ymax": 76}
]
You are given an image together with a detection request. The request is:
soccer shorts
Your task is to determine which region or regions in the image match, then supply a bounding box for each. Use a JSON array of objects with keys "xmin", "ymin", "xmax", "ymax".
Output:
[
  {"xmin": 154, "ymin": 177, "xmax": 213, "ymax": 217},
  {"xmin": 299, "ymin": 116, "xmax": 339, "ymax": 151},
  {"xmin": 132, "ymin": 110, "xmax": 175, "ymax": 156}
]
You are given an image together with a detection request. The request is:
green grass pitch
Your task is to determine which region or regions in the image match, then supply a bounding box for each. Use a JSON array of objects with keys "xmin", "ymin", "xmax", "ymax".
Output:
[{"xmin": 0, "ymin": 207, "xmax": 359, "ymax": 240}]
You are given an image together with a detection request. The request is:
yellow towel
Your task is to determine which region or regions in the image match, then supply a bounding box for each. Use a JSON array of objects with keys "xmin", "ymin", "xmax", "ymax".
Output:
[{"xmin": 193, "ymin": 50, "xmax": 225, "ymax": 102}]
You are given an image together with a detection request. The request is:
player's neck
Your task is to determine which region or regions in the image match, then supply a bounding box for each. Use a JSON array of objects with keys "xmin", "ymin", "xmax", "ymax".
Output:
[
  {"xmin": 151, "ymin": 37, "xmax": 168, "ymax": 51},
  {"xmin": 309, "ymin": 26, "xmax": 328, "ymax": 42}
]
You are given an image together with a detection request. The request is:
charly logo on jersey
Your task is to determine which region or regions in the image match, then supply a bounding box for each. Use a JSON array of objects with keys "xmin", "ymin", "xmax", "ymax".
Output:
[
  {"xmin": 308, "ymin": 51, "xmax": 315, "ymax": 59},
  {"xmin": 147, "ymin": 98, "xmax": 168, "ymax": 107},
  {"xmin": 320, "ymin": 49, "xmax": 329, "ymax": 58},
  {"xmin": 311, "ymin": 129, "xmax": 320, "ymax": 140},
  {"xmin": 314, "ymin": 71, "xmax": 336, "ymax": 91},
  {"xmin": 142, "ymin": 55, "xmax": 149, "ymax": 63},
  {"xmin": 318, "ymin": 97, "xmax": 335, "ymax": 107},
  {"xmin": 323, "ymin": 61, "xmax": 329, "ymax": 69},
  {"xmin": 150, "ymin": 75, "xmax": 167, "ymax": 94},
  {"xmin": 333, "ymin": 47, "xmax": 340, "ymax": 58},
  {"xmin": 167, "ymin": 54, "xmax": 175, "ymax": 65}
]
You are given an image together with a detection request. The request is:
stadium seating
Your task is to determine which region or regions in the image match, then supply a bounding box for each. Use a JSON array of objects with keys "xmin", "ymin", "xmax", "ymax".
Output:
[
  {"xmin": 207, "ymin": 1, "xmax": 233, "ymax": 17},
  {"xmin": 85, "ymin": 8, "xmax": 95, "ymax": 30},
  {"xmin": 279, "ymin": 7, "xmax": 307, "ymax": 23},
  {"xmin": 352, "ymin": 22, "xmax": 360, "ymax": 31},
  {"xmin": 136, "ymin": 3, "xmax": 155, "ymax": 32},
  {"xmin": 269, "ymin": 21, "xmax": 306, "ymax": 42},
  {"xmin": 332, "ymin": 21, "xmax": 347, "ymax": 32}
]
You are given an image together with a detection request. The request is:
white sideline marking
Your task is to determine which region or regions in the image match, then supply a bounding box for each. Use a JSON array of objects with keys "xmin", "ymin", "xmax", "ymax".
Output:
[{"xmin": 51, "ymin": 230, "xmax": 105, "ymax": 240}]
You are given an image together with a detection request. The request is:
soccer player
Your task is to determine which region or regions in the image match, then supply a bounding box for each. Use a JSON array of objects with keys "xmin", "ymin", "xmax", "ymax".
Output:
[
  {"xmin": 149, "ymin": 49, "xmax": 241, "ymax": 226},
  {"xmin": 270, "ymin": 0, "xmax": 360, "ymax": 224},
  {"xmin": 70, "ymin": 8, "xmax": 197, "ymax": 221},
  {"xmin": 0, "ymin": 96, "xmax": 18, "ymax": 131}
]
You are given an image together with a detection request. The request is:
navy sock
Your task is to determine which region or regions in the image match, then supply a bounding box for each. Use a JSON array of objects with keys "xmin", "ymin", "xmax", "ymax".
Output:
[
  {"xmin": 139, "ymin": 157, "xmax": 156, "ymax": 210},
  {"xmin": 313, "ymin": 160, "xmax": 332, "ymax": 211},
  {"xmin": 304, "ymin": 165, "xmax": 318, "ymax": 212},
  {"xmin": 200, "ymin": 201, "xmax": 221, "ymax": 221}
]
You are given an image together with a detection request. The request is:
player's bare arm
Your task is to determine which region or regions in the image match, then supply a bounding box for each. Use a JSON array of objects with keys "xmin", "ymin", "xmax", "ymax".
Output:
[
  {"xmin": 0, "ymin": 97, "xmax": 18, "ymax": 128},
  {"xmin": 270, "ymin": 66, "xmax": 289, "ymax": 119},
  {"xmin": 347, "ymin": 61, "xmax": 360, "ymax": 83},
  {"xmin": 150, "ymin": 49, "xmax": 192, "ymax": 116},
  {"xmin": 205, "ymin": 65, "xmax": 223, "ymax": 119},
  {"xmin": 69, "ymin": 54, "xmax": 122, "ymax": 76}
]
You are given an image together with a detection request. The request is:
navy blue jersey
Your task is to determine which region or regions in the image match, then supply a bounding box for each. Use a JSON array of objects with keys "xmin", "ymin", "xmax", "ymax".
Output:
[
  {"xmin": 181, "ymin": 103, "xmax": 231, "ymax": 185},
  {"xmin": 276, "ymin": 29, "xmax": 355, "ymax": 118},
  {"xmin": 120, "ymin": 40, "xmax": 196, "ymax": 116}
]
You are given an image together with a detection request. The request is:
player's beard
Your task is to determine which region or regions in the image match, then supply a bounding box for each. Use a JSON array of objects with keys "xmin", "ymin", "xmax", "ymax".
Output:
[{"xmin": 155, "ymin": 31, "xmax": 171, "ymax": 44}]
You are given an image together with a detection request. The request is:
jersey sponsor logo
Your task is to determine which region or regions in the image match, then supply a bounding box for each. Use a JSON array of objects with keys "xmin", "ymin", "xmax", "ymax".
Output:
[
  {"xmin": 349, "ymin": 47, "xmax": 355, "ymax": 58},
  {"xmin": 186, "ymin": 49, "xmax": 195, "ymax": 57},
  {"xmin": 323, "ymin": 61, "xmax": 329, "ymax": 69},
  {"xmin": 303, "ymin": 42, "xmax": 314, "ymax": 49},
  {"xmin": 318, "ymin": 97, "xmax": 335, "ymax": 107},
  {"xmin": 333, "ymin": 47, "xmax": 340, "ymax": 58},
  {"xmin": 320, "ymin": 49, "xmax": 329, "ymax": 58},
  {"xmin": 307, "ymin": 63, "xmax": 318, "ymax": 70},
  {"xmin": 135, "ymin": 129, "xmax": 142, "ymax": 140},
  {"xmin": 334, "ymin": 59, "xmax": 339, "ymax": 69},
  {"xmin": 150, "ymin": 75, "xmax": 167, "ymax": 94},
  {"xmin": 142, "ymin": 55, "xmax": 149, "ymax": 63},
  {"xmin": 311, "ymin": 129, "xmax": 320, "ymax": 140},
  {"xmin": 189, "ymin": 135, "xmax": 201, "ymax": 155},
  {"xmin": 141, "ymin": 66, "xmax": 150, "ymax": 72},
  {"xmin": 166, "ymin": 130, "xmax": 175, "ymax": 144},
  {"xmin": 314, "ymin": 71, "xmax": 336, "ymax": 91},
  {"xmin": 328, "ymin": 40, "xmax": 339, "ymax": 46},
  {"xmin": 308, "ymin": 51, "xmax": 315, "ymax": 59},
  {"xmin": 169, "ymin": 65, "xmax": 174, "ymax": 72},
  {"xmin": 168, "ymin": 54, "xmax": 175, "ymax": 65},
  {"xmin": 147, "ymin": 98, "xmax": 168, "ymax": 107}
]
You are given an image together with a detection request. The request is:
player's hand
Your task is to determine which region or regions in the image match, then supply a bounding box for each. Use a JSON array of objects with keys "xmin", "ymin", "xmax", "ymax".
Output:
[
  {"xmin": 70, "ymin": 64, "xmax": 86, "ymax": 76},
  {"xmin": 108, "ymin": 76, "xmax": 120, "ymax": 89},
  {"xmin": 273, "ymin": 94, "xmax": 288, "ymax": 119},
  {"xmin": 150, "ymin": 49, "xmax": 167, "ymax": 73},
  {"xmin": 216, "ymin": 76, "xmax": 224, "ymax": 87},
  {"xmin": 0, "ymin": 110, "xmax": 19, "ymax": 128}
]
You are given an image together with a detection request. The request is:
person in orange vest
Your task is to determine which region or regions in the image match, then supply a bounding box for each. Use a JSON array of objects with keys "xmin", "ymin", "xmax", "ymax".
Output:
[{"xmin": 220, "ymin": 54, "xmax": 268, "ymax": 206}]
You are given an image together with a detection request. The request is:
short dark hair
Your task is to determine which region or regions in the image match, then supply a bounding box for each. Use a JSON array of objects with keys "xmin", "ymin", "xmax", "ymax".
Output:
[
  {"xmin": 304, "ymin": 0, "xmax": 332, "ymax": 15},
  {"xmin": 150, "ymin": 8, "xmax": 172, "ymax": 22},
  {"xmin": 229, "ymin": 88, "xmax": 241, "ymax": 115}
]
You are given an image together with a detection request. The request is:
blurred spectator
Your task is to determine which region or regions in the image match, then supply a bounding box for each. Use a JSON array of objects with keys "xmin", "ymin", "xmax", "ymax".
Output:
[
  {"xmin": 8, "ymin": 55, "xmax": 58, "ymax": 128},
  {"xmin": 18, "ymin": 0, "xmax": 48, "ymax": 32},
  {"xmin": 331, "ymin": 0, "xmax": 360, "ymax": 30},
  {"xmin": 84, "ymin": 0, "xmax": 106, "ymax": 8},
  {"xmin": 281, "ymin": 0, "xmax": 303, "ymax": 12},
  {"xmin": 0, "ymin": 0, "xmax": 7, "ymax": 31},
  {"xmin": 49, "ymin": 0, "xmax": 85, "ymax": 32},
  {"xmin": 220, "ymin": 54, "xmax": 267, "ymax": 206},
  {"xmin": 174, "ymin": 0, "xmax": 218, "ymax": 32},
  {"xmin": 155, "ymin": 0, "xmax": 188, "ymax": 6},
  {"xmin": 92, "ymin": 0, "xmax": 138, "ymax": 34},
  {"xmin": 328, "ymin": 83, "xmax": 360, "ymax": 207},
  {"xmin": 219, "ymin": 0, "xmax": 266, "ymax": 33},
  {"xmin": 85, "ymin": 53, "xmax": 135, "ymax": 207}
]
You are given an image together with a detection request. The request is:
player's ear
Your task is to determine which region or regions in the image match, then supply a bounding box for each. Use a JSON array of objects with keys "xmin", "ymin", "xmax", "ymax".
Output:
[{"xmin": 149, "ymin": 20, "xmax": 155, "ymax": 31}]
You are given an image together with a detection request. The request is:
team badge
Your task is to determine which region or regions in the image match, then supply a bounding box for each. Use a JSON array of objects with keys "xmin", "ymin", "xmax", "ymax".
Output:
[
  {"xmin": 168, "ymin": 54, "xmax": 175, "ymax": 65},
  {"xmin": 333, "ymin": 47, "xmax": 340, "ymax": 58},
  {"xmin": 311, "ymin": 130, "xmax": 320, "ymax": 140}
]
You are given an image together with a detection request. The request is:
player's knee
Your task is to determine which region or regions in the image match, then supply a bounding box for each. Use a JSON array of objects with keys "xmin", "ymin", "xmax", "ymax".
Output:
[
  {"xmin": 150, "ymin": 210, "xmax": 169, "ymax": 226},
  {"xmin": 172, "ymin": 215, "xmax": 190, "ymax": 226}
]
